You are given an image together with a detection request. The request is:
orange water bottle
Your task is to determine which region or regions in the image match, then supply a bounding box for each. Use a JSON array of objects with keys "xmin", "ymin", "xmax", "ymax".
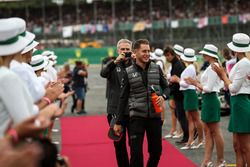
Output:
[{"xmin": 151, "ymin": 85, "xmax": 162, "ymax": 113}]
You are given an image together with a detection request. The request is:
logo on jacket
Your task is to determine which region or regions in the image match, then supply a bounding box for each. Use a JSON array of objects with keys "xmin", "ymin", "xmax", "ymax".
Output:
[
  {"xmin": 116, "ymin": 67, "xmax": 121, "ymax": 72},
  {"xmin": 132, "ymin": 72, "xmax": 138, "ymax": 78}
]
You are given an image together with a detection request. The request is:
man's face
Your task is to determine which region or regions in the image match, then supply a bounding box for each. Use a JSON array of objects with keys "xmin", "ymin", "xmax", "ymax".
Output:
[
  {"xmin": 135, "ymin": 44, "xmax": 150, "ymax": 64},
  {"xmin": 165, "ymin": 52, "xmax": 175, "ymax": 62},
  {"xmin": 118, "ymin": 42, "xmax": 131, "ymax": 55}
]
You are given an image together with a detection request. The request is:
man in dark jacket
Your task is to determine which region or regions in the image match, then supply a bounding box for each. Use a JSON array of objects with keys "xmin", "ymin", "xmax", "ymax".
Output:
[
  {"xmin": 164, "ymin": 46, "xmax": 189, "ymax": 144},
  {"xmin": 100, "ymin": 39, "xmax": 133, "ymax": 167},
  {"xmin": 114, "ymin": 39, "xmax": 169, "ymax": 167}
]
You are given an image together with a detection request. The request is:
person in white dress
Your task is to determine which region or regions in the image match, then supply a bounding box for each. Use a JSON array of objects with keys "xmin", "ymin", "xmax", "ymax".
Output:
[
  {"xmin": 186, "ymin": 44, "xmax": 225, "ymax": 167},
  {"xmin": 171, "ymin": 48, "xmax": 204, "ymax": 150},
  {"xmin": 213, "ymin": 33, "xmax": 250, "ymax": 167}
]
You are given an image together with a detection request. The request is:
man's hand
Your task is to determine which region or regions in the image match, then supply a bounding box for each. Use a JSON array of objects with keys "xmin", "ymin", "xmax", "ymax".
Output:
[
  {"xmin": 113, "ymin": 124, "xmax": 122, "ymax": 136},
  {"xmin": 156, "ymin": 96, "xmax": 164, "ymax": 106},
  {"xmin": 114, "ymin": 54, "xmax": 125, "ymax": 64}
]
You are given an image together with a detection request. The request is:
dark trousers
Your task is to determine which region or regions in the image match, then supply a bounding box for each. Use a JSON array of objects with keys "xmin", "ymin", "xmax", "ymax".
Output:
[
  {"xmin": 174, "ymin": 96, "xmax": 189, "ymax": 141},
  {"xmin": 129, "ymin": 117, "xmax": 162, "ymax": 167},
  {"xmin": 107, "ymin": 114, "xmax": 130, "ymax": 167}
]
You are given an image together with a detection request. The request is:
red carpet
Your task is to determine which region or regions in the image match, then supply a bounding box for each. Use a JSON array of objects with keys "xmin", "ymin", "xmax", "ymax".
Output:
[{"xmin": 61, "ymin": 116, "xmax": 196, "ymax": 167}]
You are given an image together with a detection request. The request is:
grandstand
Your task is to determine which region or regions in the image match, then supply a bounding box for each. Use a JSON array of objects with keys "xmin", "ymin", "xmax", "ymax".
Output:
[{"xmin": 1, "ymin": 0, "xmax": 250, "ymax": 49}]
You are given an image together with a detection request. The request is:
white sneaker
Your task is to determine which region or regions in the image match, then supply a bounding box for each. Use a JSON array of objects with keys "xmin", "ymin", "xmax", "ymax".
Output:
[
  {"xmin": 53, "ymin": 141, "xmax": 60, "ymax": 145},
  {"xmin": 217, "ymin": 160, "xmax": 226, "ymax": 167},
  {"xmin": 52, "ymin": 129, "xmax": 59, "ymax": 133},
  {"xmin": 164, "ymin": 133, "xmax": 174, "ymax": 138},
  {"xmin": 173, "ymin": 133, "xmax": 183, "ymax": 139},
  {"xmin": 180, "ymin": 145, "xmax": 191, "ymax": 150},
  {"xmin": 191, "ymin": 142, "xmax": 204, "ymax": 149}
]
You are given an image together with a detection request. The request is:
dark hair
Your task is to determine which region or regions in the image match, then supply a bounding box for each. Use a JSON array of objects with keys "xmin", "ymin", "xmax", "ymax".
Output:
[
  {"xmin": 133, "ymin": 39, "xmax": 149, "ymax": 50},
  {"xmin": 163, "ymin": 46, "xmax": 175, "ymax": 56},
  {"xmin": 222, "ymin": 48, "xmax": 231, "ymax": 60}
]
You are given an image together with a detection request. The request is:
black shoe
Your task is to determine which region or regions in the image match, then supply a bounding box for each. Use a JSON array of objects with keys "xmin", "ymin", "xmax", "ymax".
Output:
[
  {"xmin": 175, "ymin": 139, "xmax": 188, "ymax": 145},
  {"xmin": 71, "ymin": 105, "xmax": 75, "ymax": 113},
  {"xmin": 77, "ymin": 110, "xmax": 87, "ymax": 115}
]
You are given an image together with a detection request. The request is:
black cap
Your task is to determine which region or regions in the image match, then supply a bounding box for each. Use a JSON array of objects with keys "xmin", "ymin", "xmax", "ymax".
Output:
[
  {"xmin": 107, "ymin": 115, "xmax": 123, "ymax": 141},
  {"xmin": 108, "ymin": 128, "xmax": 123, "ymax": 141}
]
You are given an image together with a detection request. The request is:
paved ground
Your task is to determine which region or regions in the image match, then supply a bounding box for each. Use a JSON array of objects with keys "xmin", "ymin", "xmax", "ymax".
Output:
[{"xmin": 53, "ymin": 65, "xmax": 236, "ymax": 167}]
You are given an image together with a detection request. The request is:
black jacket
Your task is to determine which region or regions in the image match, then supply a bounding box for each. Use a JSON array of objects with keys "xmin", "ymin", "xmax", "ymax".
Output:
[
  {"xmin": 100, "ymin": 58, "xmax": 132, "ymax": 115},
  {"xmin": 169, "ymin": 57, "xmax": 186, "ymax": 100}
]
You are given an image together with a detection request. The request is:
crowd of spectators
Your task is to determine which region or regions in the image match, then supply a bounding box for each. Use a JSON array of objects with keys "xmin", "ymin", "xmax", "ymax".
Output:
[{"xmin": 0, "ymin": 0, "xmax": 249, "ymax": 33}]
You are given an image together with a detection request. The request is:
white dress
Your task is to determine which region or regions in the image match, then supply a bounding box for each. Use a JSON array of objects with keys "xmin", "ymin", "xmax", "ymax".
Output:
[
  {"xmin": 10, "ymin": 60, "xmax": 45, "ymax": 103},
  {"xmin": 0, "ymin": 67, "xmax": 34, "ymax": 137}
]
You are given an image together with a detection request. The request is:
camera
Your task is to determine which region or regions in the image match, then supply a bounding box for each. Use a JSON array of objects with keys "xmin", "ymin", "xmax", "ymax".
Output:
[{"xmin": 124, "ymin": 52, "xmax": 132, "ymax": 58}]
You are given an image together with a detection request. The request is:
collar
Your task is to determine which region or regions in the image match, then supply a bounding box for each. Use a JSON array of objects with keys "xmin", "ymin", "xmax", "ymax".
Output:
[{"xmin": 134, "ymin": 61, "xmax": 151, "ymax": 71}]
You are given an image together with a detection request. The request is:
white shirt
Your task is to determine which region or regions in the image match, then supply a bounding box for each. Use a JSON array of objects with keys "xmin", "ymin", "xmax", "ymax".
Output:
[
  {"xmin": 180, "ymin": 64, "xmax": 196, "ymax": 90},
  {"xmin": 229, "ymin": 57, "xmax": 250, "ymax": 96},
  {"xmin": 166, "ymin": 65, "xmax": 172, "ymax": 80},
  {"xmin": 19, "ymin": 62, "xmax": 45, "ymax": 103},
  {"xmin": 0, "ymin": 67, "xmax": 34, "ymax": 137},
  {"xmin": 200, "ymin": 63, "xmax": 222, "ymax": 93},
  {"xmin": 45, "ymin": 64, "xmax": 57, "ymax": 82},
  {"xmin": 10, "ymin": 61, "xmax": 41, "ymax": 114},
  {"xmin": 38, "ymin": 74, "xmax": 50, "ymax": 87}
]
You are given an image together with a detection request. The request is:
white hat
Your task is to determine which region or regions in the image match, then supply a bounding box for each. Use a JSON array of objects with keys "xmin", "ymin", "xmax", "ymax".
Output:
[
  {"xmin": 8, "ymin": 17, "xmax": 35, "ymax": 42},
  {"xmin": 0, "ymin": 19, "xmax": 29, "ymax": 56},
  {"xmin": 30, "ymin": 54, "xmax": 48, "ymax": 71},
  {"xmin": 21, "ymin": 40, "xmax": 39, "ymax": 54},
  {"xmin": 227, "ymin": 33, "xmax": 250, "ymax": 52},
  {"xmin": 48, "ymin": 54, "xmax": 57, "ymax": 61},
  {"xmin": 181, "ymin": 48, "xmax": 197, "ymax": 62},
  {"xmin": 42, "ymin": 50, "xmax": 55, "ymax": 57},
  {"xmin": 154, "ymin": 48, "xmax": 163, "ymax": 57},
  {"xmin": 199, "ymin": 44, "xmax": 219, "ymax": 59},
  {"xmin": 150, "ymin": 52, "xmax": 157, "ymax": 60},
  {"xmin": 173, "ymin": 44, "xmax": 184, "ymax": 57},
  {"xmin": 33, "ymin": 48, "xmax": 38, "ymax": 53}
]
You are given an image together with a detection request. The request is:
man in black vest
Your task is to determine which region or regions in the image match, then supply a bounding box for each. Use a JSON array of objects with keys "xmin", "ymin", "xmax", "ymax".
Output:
[
  {"xmin": 114, "ymin": 39, "xmax": 169, "ymax": 167},
  {"xmin": 100, "ymin": 39, "xmax": 133, "ymax": 167},
  {"xmin": 164, "ymin": 46, "xmax": 189, "ymax": 144}
]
